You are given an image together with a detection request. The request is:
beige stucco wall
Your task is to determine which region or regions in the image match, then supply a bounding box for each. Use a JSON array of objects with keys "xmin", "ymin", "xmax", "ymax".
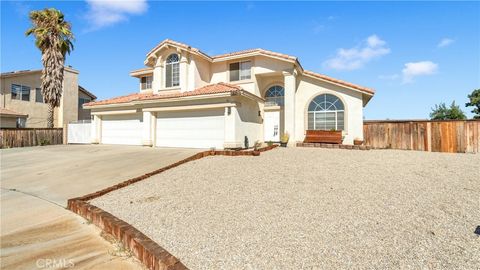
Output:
[
  {"xmin": 0, "ymin": 68, "xmax": 80, "ymax": 128},
  {"xmin": 294, "ymin": 76, "xmax": 364, "ymax": 145},
  {"xmin": 235, "ymin": 97, "xmax": 263, "ymax": 147},
  {"xmin": 78, "ymin": 90, "xmax": 93, "ymax": 121}
]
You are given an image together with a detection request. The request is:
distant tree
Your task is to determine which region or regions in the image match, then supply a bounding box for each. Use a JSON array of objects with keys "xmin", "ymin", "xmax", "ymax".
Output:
[
  {"xmin": 430, "ymin": 101, "xmax": 467, "ymax": 120},
  {"xmin": 26, "ymin": 8, "xmax": 74, "ymax": 128},
  {"xmin": 466, "ymin": 89, "xmax": 480, "ymax": 119}
]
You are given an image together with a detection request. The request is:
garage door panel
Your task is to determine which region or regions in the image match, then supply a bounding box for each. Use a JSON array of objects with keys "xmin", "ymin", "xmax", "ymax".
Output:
[
  {"xmin": 156, "ymin": 109, "xmax": 224, "ymax": 149},
  {"xmin": 102, "ymin": 114, "xmax": 143, "ymax": 145}
]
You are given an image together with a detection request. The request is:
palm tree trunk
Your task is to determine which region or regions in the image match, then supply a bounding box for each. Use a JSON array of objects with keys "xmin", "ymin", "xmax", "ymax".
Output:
[{"xmin": 47, "ymin": 103, "xmax": 54, "ymax": 128}]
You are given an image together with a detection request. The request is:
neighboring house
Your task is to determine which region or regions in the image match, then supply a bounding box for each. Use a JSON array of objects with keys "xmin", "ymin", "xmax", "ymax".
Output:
[
  {"xmin": 0, "ymin": 68, "xmax": 96, "ymax": 128},
  {"xmin": 0, "ymin": 108, "xmax": 28, "ymax": 128},
  {"xmin": 85, "ymin": 39, "xmax": 375, "ymax": 148}
]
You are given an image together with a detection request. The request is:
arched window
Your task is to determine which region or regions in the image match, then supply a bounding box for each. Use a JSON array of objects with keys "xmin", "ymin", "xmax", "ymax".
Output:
[
  {"xmin": 308, "ymin": 94, "xmax": 345, "ymax": 131},
  {"xmin": 265, "ymin": 85, "xmax": 284, "ymax": 106},
  {"xmin": 165, "ymin": 54, "xmax": 180, "ymax": 88}
]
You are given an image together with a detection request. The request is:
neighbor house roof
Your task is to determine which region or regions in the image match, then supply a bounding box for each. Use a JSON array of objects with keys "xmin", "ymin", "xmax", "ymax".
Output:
[
  {"xmin": 84, "ymin": 82, "xmax": 263, "ymax": 107},
  {"xmin": 0, "ymin": 67, "xmax": 79, "ymax": 78},
  {"xmin": 79, "ymin": 85, "xmax": 97, "ymax": 100},
  {"xmin": 0, "ymin": 108, "xmax": 28, "ymax": 118},
  {"xmin": 141, "ymin": 39, "xmax": 375, "ymax": 96}
]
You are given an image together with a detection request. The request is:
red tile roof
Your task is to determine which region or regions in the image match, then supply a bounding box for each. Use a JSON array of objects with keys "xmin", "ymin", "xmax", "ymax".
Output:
[
  {"xmin": 303, "ymin": 70, "xmax": 375, "ymax": 95},
  {"xmin": 85, "ymin": 82, "xmax": 250, "ymax": 107},
  {"xmin": 212, "ymin": 48, "xmax": 297, "ymax": 61},
  {"xmin": 142, "ymin": 39, "xmax": 374, "ymax": 95},
  {"xmin": 0, "ymin": 108, "xmax": 28, "ymax": 117}
]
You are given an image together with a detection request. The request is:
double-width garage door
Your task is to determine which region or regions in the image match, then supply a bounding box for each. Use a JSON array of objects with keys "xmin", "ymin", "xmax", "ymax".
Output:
[
  {"xmin": 156, "ymin": 109, "xmax": 225, "ymax": 149},
  {"xmin": 102, "ymin": 114, "xmax": 143, "ymax": 145}
]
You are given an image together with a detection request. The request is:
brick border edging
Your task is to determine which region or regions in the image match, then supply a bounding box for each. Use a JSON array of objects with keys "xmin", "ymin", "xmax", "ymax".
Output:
[
  {"xmin": 296, "ymin": 142, "xmax": 371, "ymax": 150},
  {"xmin": 67, "ymin": 145, "xmax": 278, "ymax": 270}
]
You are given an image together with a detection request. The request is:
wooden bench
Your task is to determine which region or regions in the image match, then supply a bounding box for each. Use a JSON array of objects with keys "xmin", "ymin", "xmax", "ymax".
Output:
[{"xmin": 304, "ymin": 130, "xmax": 343, "ymax": 144}]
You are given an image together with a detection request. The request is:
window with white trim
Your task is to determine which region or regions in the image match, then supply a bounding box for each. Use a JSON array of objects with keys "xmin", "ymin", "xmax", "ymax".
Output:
[
  {"xmin": 35, "ymin": 88, "xmax": 43, "ymax": 103},
  {"xmin": 307, "ymin": 94, "xmax": 345, "ymax": 131},
  {"xmin": 165, "ymin": 54, "xmax": 180, "ymax": 88},
  {"xmin": 11, "ymin": 84, "xmax": 30, "ymax": 101},
  {"xmin": 265, "ymin": 85, "xmax": 284, "ymax": 106},
  {"xmin": 140, "ymin": 75, "xmax": 153, "ymax": 90},
  {"xmin": 229, "ymin": 60, "xmax": 251, "ymax": 81}
]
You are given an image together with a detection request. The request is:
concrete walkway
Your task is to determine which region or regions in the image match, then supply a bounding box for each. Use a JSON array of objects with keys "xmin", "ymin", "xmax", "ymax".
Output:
[{"xmin": 1, "ymin": 145, "xmax": 197, "ymax": 269}]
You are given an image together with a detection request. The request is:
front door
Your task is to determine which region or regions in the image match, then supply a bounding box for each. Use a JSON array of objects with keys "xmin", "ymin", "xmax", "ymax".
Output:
[{"xmin": 264, "ymin": 111, "xmax": 280, "ymax": 142}]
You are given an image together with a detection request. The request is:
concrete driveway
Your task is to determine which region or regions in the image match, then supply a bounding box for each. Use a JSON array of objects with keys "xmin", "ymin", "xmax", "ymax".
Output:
[{"xmin": 1, "ymin": 145, "xmax": 197, "ymax": 269}]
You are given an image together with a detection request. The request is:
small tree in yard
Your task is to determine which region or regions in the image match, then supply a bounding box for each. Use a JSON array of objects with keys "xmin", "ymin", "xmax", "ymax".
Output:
[
  {"xmin": 466, "ymin": 89, "xmax": 480, "ymax": 119},
  {"xmin": 430, "ymin": 101, "xmax": 467, "ymax": 120},
  {"xmin": 26, "ymin": 8, "xmax": 74, "ymax": 128}
]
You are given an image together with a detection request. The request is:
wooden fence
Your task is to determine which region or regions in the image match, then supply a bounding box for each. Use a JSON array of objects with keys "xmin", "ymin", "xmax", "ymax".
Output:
[
  {"xmin": 363, "ymin": 120, "xmax": 480, "ymax": 153},
  {"xmin": 0, "ymin": 128, "xmax": 63, "ymax": 149}
]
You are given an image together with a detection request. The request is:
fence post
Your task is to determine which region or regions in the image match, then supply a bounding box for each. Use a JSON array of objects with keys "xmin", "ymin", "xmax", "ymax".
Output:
[{"xmin": 63, "ymin": 124, "xmax": 67, "ymax": 144}]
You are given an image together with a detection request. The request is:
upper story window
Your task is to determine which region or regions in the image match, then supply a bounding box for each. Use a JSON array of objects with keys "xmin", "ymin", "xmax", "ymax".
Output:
[
  {"xmin": 230, "ymin": 60, "xmax": 251, "ymax": 81},
  {"xmin": 165, "ymin": 54, "xmax": 180, "ymax": 88},
  {"xmin": 308, "ymin": 94, "xmax": 345, "ymax": 131},
  {"xmin": 11, "ymin": 84, "xmax": 30, "ymax": 101},
  {"xmin": 79, "ymin": 97, "xmax": 91, "ymax": 108},
  {"xmin": 265, "ymin": 85, "xmax": 284, "ymax": 106},
  {"xmin": 35, "ymin": 88, "xmax": 44, "ymax": 103},
  {"xmin": 140, "ymin": 75, "xmax": 153, "ymax": 90}
]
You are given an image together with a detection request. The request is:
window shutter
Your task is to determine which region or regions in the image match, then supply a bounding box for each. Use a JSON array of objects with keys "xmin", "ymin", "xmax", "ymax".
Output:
[{"xmin": 229, "ymin": 62, "xmax": 239, "ymax": 81}]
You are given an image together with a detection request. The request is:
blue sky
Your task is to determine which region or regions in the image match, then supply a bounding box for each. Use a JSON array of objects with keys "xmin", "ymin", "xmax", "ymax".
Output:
[{"xmin": 1, "ymin": 1, "xmax": 479, "ymax": 119}]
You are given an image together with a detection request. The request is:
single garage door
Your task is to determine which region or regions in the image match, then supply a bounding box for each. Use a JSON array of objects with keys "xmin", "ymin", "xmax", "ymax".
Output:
[
  {"xmin": 156, "ymin": 109, "xmax": 225, "ymax": 149},
  {"xmin": 102, "ymin": 114, "xmax": 143, "ymax": 145}
]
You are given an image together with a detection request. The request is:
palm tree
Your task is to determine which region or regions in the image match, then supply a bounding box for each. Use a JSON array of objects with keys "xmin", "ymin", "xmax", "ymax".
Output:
[{"xmin": 26, "ymin": 8, "xmax": 74, "ymax": 128}]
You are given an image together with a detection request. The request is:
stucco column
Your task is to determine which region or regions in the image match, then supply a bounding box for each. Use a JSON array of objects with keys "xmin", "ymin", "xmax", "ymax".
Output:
[
  {"xmin": 180, "ymin": 51, "xmax": 188, "ymax": 92},
  {"xmin": 283, "ymin": 70, "xmax": 296, "ymax": 146},
  {"xmin": 142, "ymin": 111, "xmax": 153, "ymax": 146},
  {"xmin": 153, "ymin": 56, "xmax": 163, "ymax": 93},
  {"xmin": 223, "ymin": 106, "xmax": 237, "ymax": 149},
  {"xmin": 91, "ymin": 114, "xmax": 101, "ymax": 144}
]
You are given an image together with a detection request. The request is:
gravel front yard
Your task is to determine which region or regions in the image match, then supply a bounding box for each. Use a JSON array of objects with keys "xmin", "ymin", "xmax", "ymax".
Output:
[{"xmin": 91, "ymin": 148, "xmax": 480, "ymax": 269}]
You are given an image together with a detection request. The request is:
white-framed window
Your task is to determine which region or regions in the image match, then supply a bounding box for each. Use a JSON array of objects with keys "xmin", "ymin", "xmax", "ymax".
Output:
[
  {"xmin": 307, "ymin": 94, "xmax": 345, "ymax": 131},
  {"xmin": 265, "ymin": 85, "xmax": 284, "ymax": 106},
  {"xmin": 229, "ymin": 60, "xmax": 251, "ymax": 81},
  {"xmin": 165, "ymin": 54, "xmax": 180, "ymax": 88},
  {"xmin": 141, "ymin": 75, "xmax": 153, "ymax": 90},
  {"xmin": 16, "ymin": 117, "xmax": 26, "ymax": 128},
  {"xmin": 35, "ymin": 88, "xmax": 43, "ymax": 103},
  {"xmin": 11, "ymin": 84, "xmax": 30, "ymax": 101}
]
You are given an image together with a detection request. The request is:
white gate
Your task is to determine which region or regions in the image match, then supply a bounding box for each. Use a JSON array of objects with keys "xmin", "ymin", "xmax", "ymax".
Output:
[{"xmin": 67, "ymin": 121, "xmax": 92, "ymax": 144}]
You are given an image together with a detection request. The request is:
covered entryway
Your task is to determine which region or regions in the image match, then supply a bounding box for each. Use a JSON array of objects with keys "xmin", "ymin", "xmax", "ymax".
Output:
[
  {"xmin": 156, "ymin": 109, "xmax": 225, "ymax": 149},
  {"xmin": 101, "ymin": 114, "xmax": 143, "ymax": 145}
]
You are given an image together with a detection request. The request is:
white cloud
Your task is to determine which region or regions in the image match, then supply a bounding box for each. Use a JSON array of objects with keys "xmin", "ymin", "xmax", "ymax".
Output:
[
  {"xmin": 85, "ymin": 0, "xmax": 147, "ymax": 30},
  {"xmin": 323, "ymin": 34, "xmax": 390, "ymax": 71},
  {"xmin": 378, "ymin": 74, "xmax": 399, "ymax": 80},
  {"xmin": 402, "ymin": 61, "xmax": 438, "ymax": 83},
  {"xmin": 437, "ymin": 38, "xmax": 454, "ymax": 48}
]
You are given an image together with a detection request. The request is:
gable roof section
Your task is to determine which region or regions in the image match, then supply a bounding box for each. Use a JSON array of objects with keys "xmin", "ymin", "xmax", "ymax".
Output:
[
  {"xmin": 79, "ymin": 85, "xmax": 97, "ymax": 100},
  {"xmin": 84, "ymin": 82, "xmax": 262, "ymax": 108},
  {"xmin": 141, "ymin": 39, "xmax": 374, "ymax": 96},
  {"xmin": 303, "ymin": 70, "xmax": 375, "ymax": 95}
]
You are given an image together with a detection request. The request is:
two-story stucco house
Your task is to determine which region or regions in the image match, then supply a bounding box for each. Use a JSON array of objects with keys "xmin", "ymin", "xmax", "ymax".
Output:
[
  {"xmin": 0, "ymin": 67, "xmax": 97, "ymax": 128},
  {"xmin": 85, "ymin": 39, "xmax": 374, "ymax": 148}
]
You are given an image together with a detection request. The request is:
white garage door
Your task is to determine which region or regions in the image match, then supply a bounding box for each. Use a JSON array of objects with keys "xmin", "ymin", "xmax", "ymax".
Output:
[
  {"xmin": 156, "ymin": 109, "xmax": 225, "ymax": 149},
  {"xmin": 102, "ymin": 114, "xmax": 143, "ymax": 145}
]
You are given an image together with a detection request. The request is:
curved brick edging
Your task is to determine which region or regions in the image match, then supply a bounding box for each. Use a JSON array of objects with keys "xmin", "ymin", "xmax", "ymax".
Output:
[{"xmin": 67, "ymin": 145, "xmax": 278, "ymax": 270}]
